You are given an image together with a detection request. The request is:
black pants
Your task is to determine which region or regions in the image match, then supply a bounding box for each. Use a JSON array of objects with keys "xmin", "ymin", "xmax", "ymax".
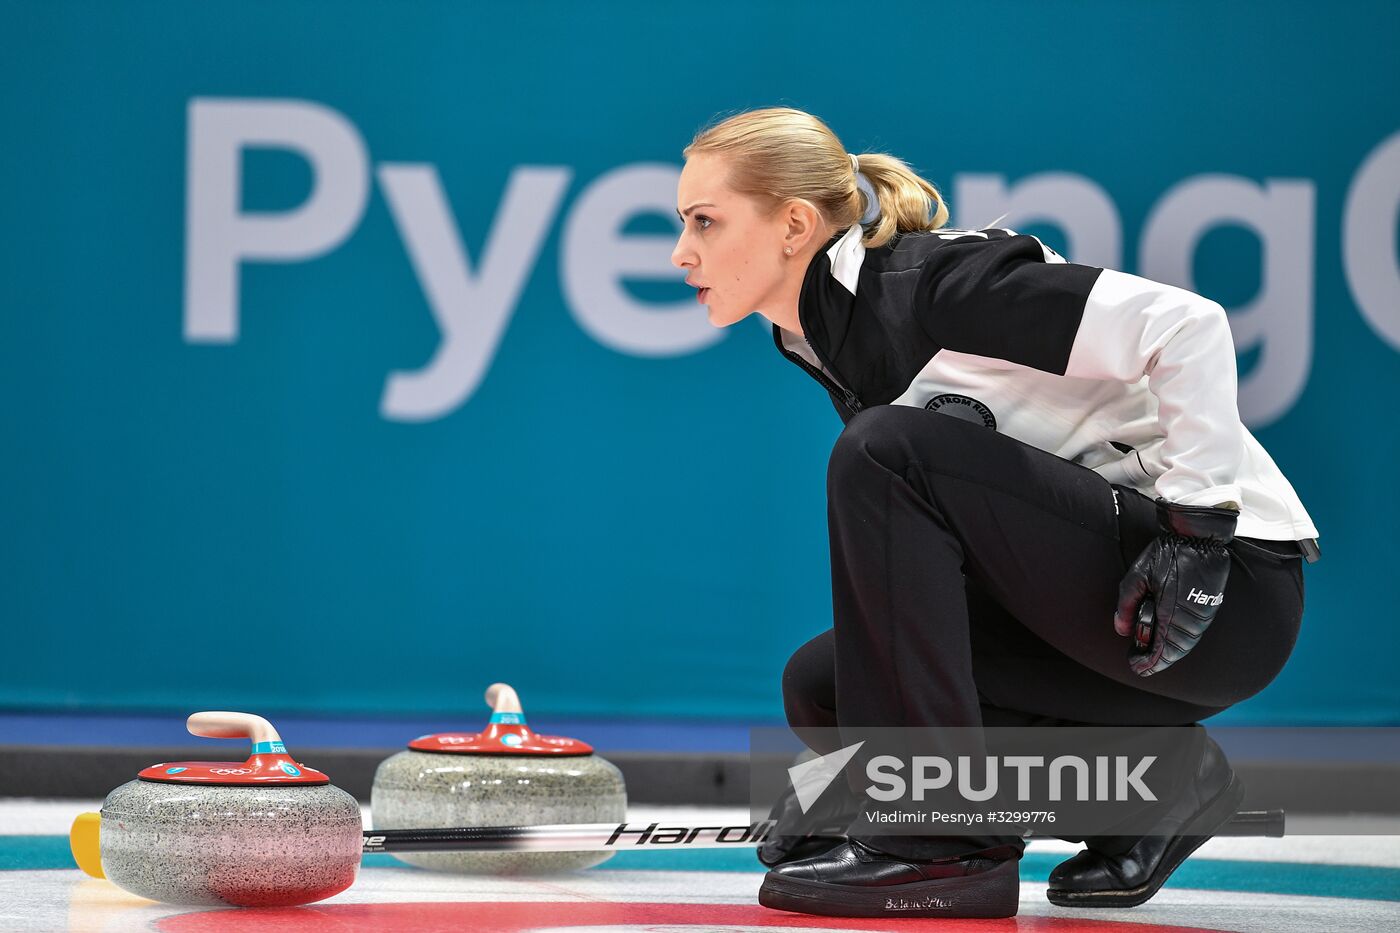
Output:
[{"xmin": 783, "ymin": 405, "xmax": 1307, "ymax": 858}]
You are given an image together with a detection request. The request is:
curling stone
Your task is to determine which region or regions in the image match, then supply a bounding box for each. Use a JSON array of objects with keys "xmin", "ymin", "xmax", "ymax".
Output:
[
  {"xmin": 371, "ymin": 682, "xmax": 627, "ymax": 874},
  {"xmin": 93, "ymin": 711, "xmax": 361, "ymax": 907}
]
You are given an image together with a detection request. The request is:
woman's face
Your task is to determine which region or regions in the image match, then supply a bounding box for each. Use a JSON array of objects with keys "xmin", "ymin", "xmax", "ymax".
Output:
[{"xmin": 670, "ymin": 153, "xmax": 792, "ymax": 328}]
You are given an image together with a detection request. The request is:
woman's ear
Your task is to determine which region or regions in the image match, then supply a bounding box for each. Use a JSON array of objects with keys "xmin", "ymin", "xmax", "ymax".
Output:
[{"xmin": 781, "ymin": 199, "xmax": 827, "ymax": 255}]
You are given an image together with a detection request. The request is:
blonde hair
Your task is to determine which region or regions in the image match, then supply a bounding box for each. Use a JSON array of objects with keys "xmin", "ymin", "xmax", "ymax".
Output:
[{"xmin": 683, "ymin": 107, "xmax": 950, "ymax": 248}]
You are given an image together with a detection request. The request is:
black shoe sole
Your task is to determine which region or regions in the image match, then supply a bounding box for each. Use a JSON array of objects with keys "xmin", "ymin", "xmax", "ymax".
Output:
[
  {"xmin": 759, "ymin": 857, "xmax": 1019, "ymax": 918},
  {"xmin": 1046, "ymin": 773, "xmax": 1246, "ymax": 909}
]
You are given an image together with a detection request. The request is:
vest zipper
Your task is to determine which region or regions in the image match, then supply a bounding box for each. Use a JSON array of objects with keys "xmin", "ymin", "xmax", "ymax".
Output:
[{"xmin": 778, "ymin": 336, "xmax": 862, "ymax": 416}]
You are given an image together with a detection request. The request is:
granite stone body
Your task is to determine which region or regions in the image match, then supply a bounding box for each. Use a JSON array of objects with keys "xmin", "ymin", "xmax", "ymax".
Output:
[
  {"xmin": 372, "ymin": 750, "xmax": 627, "ymax": 873},
  {"xmin": 100, "ymin": 779, "xmax": 362, "ymax": 906}
]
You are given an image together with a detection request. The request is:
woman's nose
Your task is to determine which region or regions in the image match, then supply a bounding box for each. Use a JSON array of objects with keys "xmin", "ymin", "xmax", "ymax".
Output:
[
  {"xmin": 666, "ymin": 239, "xmax": 688, "ymax": 268},
  {"xmin": 671, "ymin": 235, "xmax": 693, "ymax": 269}
]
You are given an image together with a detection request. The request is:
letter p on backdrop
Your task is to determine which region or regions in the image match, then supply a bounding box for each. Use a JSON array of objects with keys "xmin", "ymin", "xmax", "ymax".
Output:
[{"xmin": 184, "ymin": 98, "xmax": 370, "ymax": 342}]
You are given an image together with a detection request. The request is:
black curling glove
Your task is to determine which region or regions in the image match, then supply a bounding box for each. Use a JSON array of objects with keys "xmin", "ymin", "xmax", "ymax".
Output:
[{"xmin": 1114, "ymin": 498, "xmax": 1239, "ymax": 677}]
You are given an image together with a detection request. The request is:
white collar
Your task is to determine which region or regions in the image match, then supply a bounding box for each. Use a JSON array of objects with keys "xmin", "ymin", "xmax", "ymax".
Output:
[{"xmin": 825, "ymin": 225, "xmax": 866, "ymax": 296}]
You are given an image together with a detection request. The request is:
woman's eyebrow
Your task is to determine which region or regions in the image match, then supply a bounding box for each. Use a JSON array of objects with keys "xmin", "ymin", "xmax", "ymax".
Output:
[{"xmin": 677, "ymin": 202, "xmax": 716, "ymax": 218}]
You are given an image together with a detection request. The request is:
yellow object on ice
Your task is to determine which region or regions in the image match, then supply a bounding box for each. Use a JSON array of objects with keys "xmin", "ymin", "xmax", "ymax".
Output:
[{"xmin": 69, "ymin": 812, "xmax": 104, "ymax": 879}]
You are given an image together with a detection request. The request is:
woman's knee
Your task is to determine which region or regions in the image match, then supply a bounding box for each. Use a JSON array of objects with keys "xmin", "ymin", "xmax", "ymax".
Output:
[
  {"xmin": 782, "ymin": 630, "xmax": 836, "ymax": 730},
  {"xmin": 827, "ymin": 405, "xmax": 949, "ymax": 490}
]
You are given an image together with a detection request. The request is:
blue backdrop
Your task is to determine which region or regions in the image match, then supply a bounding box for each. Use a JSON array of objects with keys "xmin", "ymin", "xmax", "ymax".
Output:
[{"xmin": 3, "ymin": 1, "xmax": 1398, "ymax": 724}]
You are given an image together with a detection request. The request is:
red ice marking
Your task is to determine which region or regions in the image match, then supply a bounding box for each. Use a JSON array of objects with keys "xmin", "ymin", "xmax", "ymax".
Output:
[{"xmin": 157, "ymin": 901, "xmax": 1233, "ymax": 932}]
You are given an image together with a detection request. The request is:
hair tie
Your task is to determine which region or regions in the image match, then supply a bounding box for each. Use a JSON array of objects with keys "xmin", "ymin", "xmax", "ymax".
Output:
[{"xmin": 850, "ymin": 153, "xmax": 881, "ymax": 225}]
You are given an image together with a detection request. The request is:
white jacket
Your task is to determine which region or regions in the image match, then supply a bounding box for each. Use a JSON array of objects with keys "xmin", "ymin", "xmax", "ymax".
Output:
[{"xmin": 775, "ymin": 223, "xmax": 1318, "ymax": 542}]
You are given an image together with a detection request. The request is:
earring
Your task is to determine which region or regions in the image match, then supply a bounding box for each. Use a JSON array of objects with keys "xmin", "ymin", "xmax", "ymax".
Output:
[{"xmin": 784, "ymin": 246, "xmax": 793, "ymax": 255}]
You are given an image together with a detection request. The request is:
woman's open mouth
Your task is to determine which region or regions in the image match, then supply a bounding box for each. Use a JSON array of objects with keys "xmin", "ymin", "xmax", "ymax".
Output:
[{"xmin": 697, "ymin": 287, "xmax": 710, "ymax": 304}]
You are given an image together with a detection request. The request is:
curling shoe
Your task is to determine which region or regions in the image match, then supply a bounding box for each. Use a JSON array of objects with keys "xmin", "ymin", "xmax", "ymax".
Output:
[
  {"xmin": 1047, "ymin": 735, "xmax": 1245, "ymax": 908},
  {"xmin": 759, "ymin": 839, "xmax": 1021, "ymax": 918}
]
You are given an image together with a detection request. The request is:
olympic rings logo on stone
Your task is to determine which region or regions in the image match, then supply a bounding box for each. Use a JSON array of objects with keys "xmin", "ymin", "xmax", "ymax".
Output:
[{"xmin": 208, "ymin": 768, "xmax": 254, "ymax": 775}]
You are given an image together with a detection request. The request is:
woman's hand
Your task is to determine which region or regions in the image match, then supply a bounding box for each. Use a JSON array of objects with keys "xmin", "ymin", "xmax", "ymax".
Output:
[{"xmin": 1115, "ymin": 499, "xmax": 1240, "ymax": 677}]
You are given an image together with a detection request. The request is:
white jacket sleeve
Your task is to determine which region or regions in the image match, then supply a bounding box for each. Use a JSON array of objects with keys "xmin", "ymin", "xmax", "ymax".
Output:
[{"xmin": 1063, "ymin": 268, "xmax": 1245, "ymax": 507}]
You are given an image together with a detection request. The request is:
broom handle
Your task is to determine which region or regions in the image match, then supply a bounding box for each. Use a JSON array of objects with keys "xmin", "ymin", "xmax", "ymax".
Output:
[{"xmin": 361, "ymin": 809, "xmax": 1284, "ymax": 854}]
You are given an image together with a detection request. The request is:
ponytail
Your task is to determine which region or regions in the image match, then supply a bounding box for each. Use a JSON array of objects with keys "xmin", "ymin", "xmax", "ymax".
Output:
[
  {"xmin": 849, "ymin": 152, "xmax": 950, "ymax": 248},
  {"xmin": 685, "ymin": 107, "xmax": 950, "ymax": 247}
]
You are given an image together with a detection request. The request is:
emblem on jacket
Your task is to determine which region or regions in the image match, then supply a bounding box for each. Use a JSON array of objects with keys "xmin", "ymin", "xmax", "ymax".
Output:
[{"xmin": 924, "ymin": 394, "xmax": 997, "ymax": 430}]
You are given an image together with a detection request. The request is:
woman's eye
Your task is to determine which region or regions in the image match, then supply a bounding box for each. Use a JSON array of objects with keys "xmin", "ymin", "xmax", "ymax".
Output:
[{"xmin": 695, "ymin": 215, "xmax": 712, "ymax": 230}]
